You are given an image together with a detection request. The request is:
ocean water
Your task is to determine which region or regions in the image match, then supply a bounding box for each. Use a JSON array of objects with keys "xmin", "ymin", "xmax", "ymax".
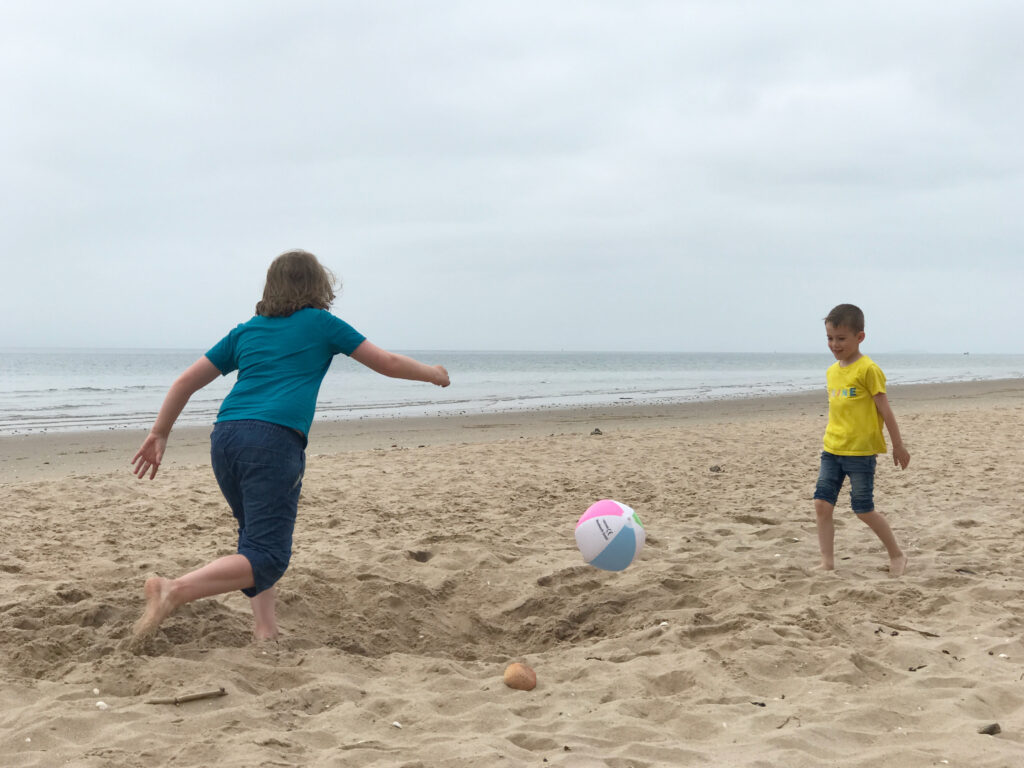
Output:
[{"xmin": 1, "ymin": 349, "xmax": 1022, "ymax": 435}]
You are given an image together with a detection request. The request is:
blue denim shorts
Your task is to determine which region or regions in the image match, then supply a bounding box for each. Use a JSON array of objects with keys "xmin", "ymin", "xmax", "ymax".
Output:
[
  {"xmin": 211, "ymin": 420, "xmax": 306, "ymax": 596},
  {"xmin": 813, "ymin": 451, "xmax": 876, "ymax": 514}
]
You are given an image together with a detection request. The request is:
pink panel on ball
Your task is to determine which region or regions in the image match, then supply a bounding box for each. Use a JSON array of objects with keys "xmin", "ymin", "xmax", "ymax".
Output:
[{"xmin": 575, "ymin": 499, "xmax": 625, "ymax": 527}]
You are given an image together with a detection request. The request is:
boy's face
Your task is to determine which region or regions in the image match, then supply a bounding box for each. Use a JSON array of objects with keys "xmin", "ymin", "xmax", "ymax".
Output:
[{"xmin": 825, "ymin": 322, "xmax": 865, "ymax": 364}]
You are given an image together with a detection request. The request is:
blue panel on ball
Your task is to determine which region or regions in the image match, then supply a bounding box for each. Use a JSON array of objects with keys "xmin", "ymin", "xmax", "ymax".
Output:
[{"xmin": 588, "ymin": 525, "xmax": 637, "ymax": 572}]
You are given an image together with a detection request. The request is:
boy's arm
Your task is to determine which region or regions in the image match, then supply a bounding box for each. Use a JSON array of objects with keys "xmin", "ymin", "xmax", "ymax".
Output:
[
  {"xmin": 873, "ymin": 392, "xmax": 910, "ymax": 469},
  {"xmin": 132, "ymin": 356, "xmax": 222, "ymax": 480}
]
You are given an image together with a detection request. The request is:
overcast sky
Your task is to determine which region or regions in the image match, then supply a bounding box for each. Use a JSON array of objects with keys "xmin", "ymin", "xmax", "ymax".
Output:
[{"xmin": 2, "ymin": 1, "xmax": 1021, "ymax": 354}]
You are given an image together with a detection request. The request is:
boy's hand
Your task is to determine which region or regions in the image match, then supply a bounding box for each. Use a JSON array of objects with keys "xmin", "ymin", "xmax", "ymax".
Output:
[
  {"xmin": 892, "ymin": 444, "xmax": 910, "ymax": 470},
  {"xmin": 432, "ymin": 365, "xmax": 450, "ymax": 387}
]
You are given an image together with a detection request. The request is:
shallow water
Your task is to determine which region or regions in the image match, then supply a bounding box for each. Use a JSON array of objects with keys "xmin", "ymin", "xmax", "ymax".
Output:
[{"xmin": 1, "ymin": 348, "xmax": 1022, "ymax": 434}]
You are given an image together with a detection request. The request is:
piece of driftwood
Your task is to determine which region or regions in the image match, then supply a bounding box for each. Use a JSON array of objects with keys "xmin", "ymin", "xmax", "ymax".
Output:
[
  {"xmin": 871, "ymin": 619, "xmax": 939, "ymax": 638},
  {"xmin": 146, "ymin": 687, "xmax": 227, "ymax": 705}
]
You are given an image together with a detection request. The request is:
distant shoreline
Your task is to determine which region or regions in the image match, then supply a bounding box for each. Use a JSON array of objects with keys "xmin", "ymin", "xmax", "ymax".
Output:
[
  {"xmin": 3, "ymin": 349, "xmax": 1022, "ymax": 437},
  {"xmin": 2, "ymin": 377, "xmax": 1021, "ymax": 483},
  {"xmin": 1, "ymin": 346, "xmax": 1020, "ymax": 354}
]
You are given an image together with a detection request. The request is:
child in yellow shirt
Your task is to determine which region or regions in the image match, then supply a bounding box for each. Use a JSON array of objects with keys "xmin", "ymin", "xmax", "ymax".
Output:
[{"xmin": 814, "ymin": 304, "xmax": 911, "ymax": 577}]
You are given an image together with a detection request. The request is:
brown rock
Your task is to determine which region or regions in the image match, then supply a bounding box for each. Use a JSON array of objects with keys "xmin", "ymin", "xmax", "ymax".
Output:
[{"xmin": 503, "ymin": 662, "xmax": 537, "ymax": 691}]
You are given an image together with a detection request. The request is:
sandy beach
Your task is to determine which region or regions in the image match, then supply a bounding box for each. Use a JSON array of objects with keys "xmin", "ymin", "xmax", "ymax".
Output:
[{"xmin": 2, "ymin": 379, "xmax": 1023, "ymax": 767}]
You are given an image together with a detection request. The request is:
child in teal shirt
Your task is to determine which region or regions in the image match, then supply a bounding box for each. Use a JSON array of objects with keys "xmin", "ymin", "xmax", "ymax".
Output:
[{"xmin": 131, "ymin": 250, "xmax": 450, "ymax": 641}]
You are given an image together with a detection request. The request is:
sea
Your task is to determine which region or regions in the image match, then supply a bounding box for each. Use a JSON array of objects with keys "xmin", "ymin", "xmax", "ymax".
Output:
[{"xmin": 1, "ymin": 349, "xmax": 1022, "ymax": 436}]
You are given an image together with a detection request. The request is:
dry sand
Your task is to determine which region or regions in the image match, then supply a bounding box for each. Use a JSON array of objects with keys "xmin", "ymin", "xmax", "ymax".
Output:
[{"xmin": 1, "ymin": 380, "xmax": 1023, "ymax": 767}]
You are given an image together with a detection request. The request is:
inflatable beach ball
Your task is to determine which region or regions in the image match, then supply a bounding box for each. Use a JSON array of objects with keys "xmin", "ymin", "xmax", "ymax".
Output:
[{"xmin": 574, "ymin": 499, "xmax": 646, "ymax": 571}]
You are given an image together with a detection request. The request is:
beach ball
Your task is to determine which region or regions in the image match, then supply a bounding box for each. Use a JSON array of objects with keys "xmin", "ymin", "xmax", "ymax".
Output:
[{"xmin": 574, "ymin": 499, "xmax": 645, "ymax": 571}]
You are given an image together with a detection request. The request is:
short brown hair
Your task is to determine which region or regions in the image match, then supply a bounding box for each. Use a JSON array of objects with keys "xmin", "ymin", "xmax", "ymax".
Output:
[
  {"xmin": 824, "ymin": 303, "xmax": 864, "ymax": 333},
  {"xmin": 255, "ymin": 250, "xmax": 337, "ymax": 317}
]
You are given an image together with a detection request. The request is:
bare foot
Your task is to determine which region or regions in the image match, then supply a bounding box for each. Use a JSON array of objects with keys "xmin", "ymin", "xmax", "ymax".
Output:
[
  {"xmin": 889, "ymin": 553, "xmax": 908, "ymax": 578},
  {"xmin": 133, "ymin": 577, "xmax": 177, "ymax": 637},
  {"xmin": 814, "ymin": 562, "xmax": 835, "ymax": 572},
  {"xmin": 250, "ymin": 587, "xmax": 278, "ymax": 642},
  {"xmin": 253, "ymin": 626, "xmax": 279, "ymax": 642}
]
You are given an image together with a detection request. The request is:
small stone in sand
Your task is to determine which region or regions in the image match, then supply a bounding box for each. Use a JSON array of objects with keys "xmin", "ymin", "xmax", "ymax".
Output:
[{"xmin": 503, "ymin": 662, "xmax": 537, "ymax": 691}]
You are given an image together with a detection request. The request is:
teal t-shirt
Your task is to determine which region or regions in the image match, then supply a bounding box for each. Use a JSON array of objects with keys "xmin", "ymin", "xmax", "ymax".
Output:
[{"xmin": 205, "ymin": 308, "xmax": 366, "ymax": 436}]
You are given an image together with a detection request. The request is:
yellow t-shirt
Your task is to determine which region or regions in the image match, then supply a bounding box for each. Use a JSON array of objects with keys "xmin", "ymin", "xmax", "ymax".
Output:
[{"xmin": 823, "ymin": 355, "xmax": 887, "ymax": 456}]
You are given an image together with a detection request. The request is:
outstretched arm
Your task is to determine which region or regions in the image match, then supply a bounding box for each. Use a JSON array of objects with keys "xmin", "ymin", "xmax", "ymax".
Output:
[
  {"xmin": 132, "ymin": 356, "xmax": 222, "ymax": 480},
  {"xmin": 350, "ymin": 341, "xmax": 450, "ymax": 387},
  {"xmin": 873, "ymin": 392, "xmax": 909, "ymax": 469}
]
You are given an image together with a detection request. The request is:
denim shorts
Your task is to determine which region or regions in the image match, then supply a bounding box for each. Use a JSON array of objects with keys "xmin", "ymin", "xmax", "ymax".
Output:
[
  {"xmin": 813, "ymin": 451, "xmax": 876, "ymax": 514},
  {"xmin": 210, "ymin": 420, "xmax": 306, "ymax": 596}
]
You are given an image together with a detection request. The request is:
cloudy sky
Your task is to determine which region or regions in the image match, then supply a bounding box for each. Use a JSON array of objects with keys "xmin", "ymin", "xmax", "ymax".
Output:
[{"xmin": 2, "ymin": 1, "xmax": 1021, "ymax": 354}]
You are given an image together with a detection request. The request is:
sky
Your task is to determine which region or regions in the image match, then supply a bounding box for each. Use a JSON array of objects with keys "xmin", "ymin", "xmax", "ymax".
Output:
[{"xmin": 1, "ymin": 1, "xmax": 1021, "ymax": 354}]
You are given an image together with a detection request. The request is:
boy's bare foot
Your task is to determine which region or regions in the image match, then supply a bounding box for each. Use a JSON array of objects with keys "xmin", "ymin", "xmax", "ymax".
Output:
[
  {"xmin": 133, "ymin": 577, "xmax": 177, "ymax": 637},
  {"xmin": 815, "ymin": 561, "xmax": 835, "ymax": 572},
  {"xmin": 889, "ymin": 554, "xmax": 908, "ymax": 578}
]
